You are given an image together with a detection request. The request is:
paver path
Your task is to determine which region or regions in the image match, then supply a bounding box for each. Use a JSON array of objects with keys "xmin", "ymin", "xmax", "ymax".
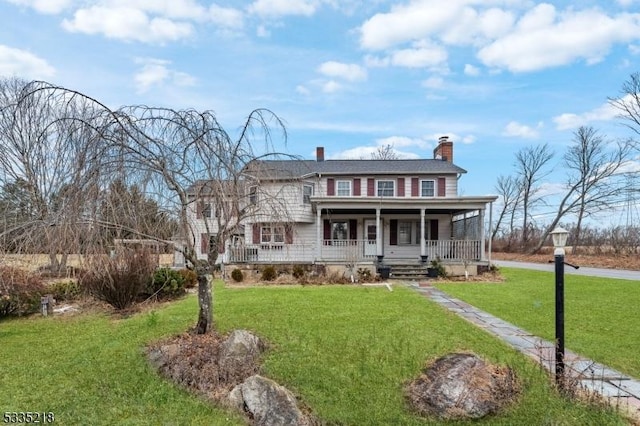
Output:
[{"xmin": 408, "ymin": 282, "xmax": 640, "ymax": 422}]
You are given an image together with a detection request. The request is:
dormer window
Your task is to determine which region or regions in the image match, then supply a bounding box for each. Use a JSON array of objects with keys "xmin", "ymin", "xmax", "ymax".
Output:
[{"xmin": 377, "ymin": 180, "xmax": 394, "ymax": 197}]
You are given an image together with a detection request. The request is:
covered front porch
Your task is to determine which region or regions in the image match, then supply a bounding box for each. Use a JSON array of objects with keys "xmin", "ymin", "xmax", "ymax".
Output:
[{"xmin": 228, "ymin": 197, "xmax": 496, "ymax": 266}]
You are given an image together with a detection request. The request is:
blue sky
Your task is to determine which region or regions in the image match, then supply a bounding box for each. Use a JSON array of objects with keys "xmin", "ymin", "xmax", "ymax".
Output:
[{"xmin": 1, "ymin": 0, "xmax": 640, "ymax": 226}]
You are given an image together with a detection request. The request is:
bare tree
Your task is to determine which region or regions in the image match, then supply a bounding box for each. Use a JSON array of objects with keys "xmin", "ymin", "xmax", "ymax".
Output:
[
  {"xmin": 491, "ymin": 174, "xmax": 520, "ymax": 242},
  {"xmin": 531, "ymin": 126, "xmax": 632, "ymax": 253},
  {"xmin": 9, "ymin": 81, "xmax": 289, "ymax": 334},
  {"xmin": 370, "ymin": 144, "xmax": 399, "ymax": 160},
  {"xmin": 0, "ymin": 77, "xmax": 106, "ymax": 273},
  {"xmin": 514, "ymin": 143, "xmax": 554, "ymax": 247},
  {"xmin": 609, "ymin": 72, "xmax": 640, "ymax": 138}
]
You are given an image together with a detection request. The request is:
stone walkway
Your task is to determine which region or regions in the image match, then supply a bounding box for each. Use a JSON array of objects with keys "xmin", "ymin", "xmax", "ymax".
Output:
[{"xmin": 407, "ymin": 282, "xmax": 640, "ymax": 422}]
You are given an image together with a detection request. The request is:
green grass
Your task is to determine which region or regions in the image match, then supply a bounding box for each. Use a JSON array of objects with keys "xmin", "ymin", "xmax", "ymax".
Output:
[
  {"xmin": 0, "ymin": 282, "xmax": 628, "ymax": 425},
  {"xmin": 436, "ymin": 268, "xmax": 640, "ymax": 379}
]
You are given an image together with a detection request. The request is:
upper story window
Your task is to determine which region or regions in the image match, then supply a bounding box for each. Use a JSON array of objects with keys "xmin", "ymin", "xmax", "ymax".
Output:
[
  {"xmin": 303, "ymin": 184, "xmax": 313, "ymax": 204},
  {"xmin": 248, "ymin": 186, "xmax": 257, "ymax": 204},
  {"xmin": 336, "ymin": 180, "xmax": 351, "ymax": 196},
  {"xmin": 421, "ymin": 180, "xmax": 435, "ymax": 197},
  {"xmin": 377, "ymin": 180, "xmax": 394, "ymax": 197},
  {"xmin": 197, "ymin": 202, "xmax": 212, "ymax": 219}
]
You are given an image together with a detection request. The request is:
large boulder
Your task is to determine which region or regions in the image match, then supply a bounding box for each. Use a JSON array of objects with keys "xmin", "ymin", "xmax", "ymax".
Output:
[
  {"xmin": 218, "ymin": 329, "xmax": 265, "ymax": 382},
  {"xmin": 228, "ymin": 375, "xmax": 310, "ymax": 426},
  {"xmin": 406, "ymin": 353, "xmax": 519, "ymax": 420}
]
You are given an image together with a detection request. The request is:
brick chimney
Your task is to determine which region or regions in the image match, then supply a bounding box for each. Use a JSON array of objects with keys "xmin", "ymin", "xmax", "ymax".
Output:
[
  {"xmin": 316, "ymin": 146, "xmax": 325, "ymax": 162},
  {"xmin": 433, "ymin": 136, "xmax": 453, "ymax": 162}
]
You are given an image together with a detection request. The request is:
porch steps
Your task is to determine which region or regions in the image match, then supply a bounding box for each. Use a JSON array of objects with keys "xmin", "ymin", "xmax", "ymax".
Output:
[{"xmin": 388, "ymin": 264, "xmax": 430, "ymax": 280}]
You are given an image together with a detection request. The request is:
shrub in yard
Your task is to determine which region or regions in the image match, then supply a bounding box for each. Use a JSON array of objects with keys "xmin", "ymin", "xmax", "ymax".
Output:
[
  {"xmin": 148, "ymin": 268, "xmax": 186, "ymax": 299},
  {"xmin": 231, "ymin": 268, "xmax": 244, "ymax": 282},
  {"xmin": 357, "ymin": 267, "xmax": 373, "ymax": 282},
  {"xmin": 178, "ymin": 269, "xmax": 198, "ymax": 289},
  {"xmin": 292, "ymin": 265, "xmax": 305, "ymax": 279},
  {"xmin": 0, "ymin": 266, "xmax": 47, "ymax": 317},
  {"xmin": 261, "ymin": 266, "xmax": 277, "ymax": 282},
  {"xmin": 48, "ymin": 280, "xmax": 81, "ymax": 302},
  {"xmin": 81, "ymin": 249, "xmax": 156, "ymax": 310}
]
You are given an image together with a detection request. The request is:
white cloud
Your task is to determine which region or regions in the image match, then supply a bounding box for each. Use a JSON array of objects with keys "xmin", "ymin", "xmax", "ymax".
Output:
[
  {"xmin": 208, "ymin": 4, "xmax": 244, "ymax": 30},
  {"xmin": 376, "ymin": 135, "xmax": 432, "ymax": 150},
  {"xmin": 502, "ymin": 120, "xmax": 542, "ymax": 139},
  {"xmin": 0, "ymin": 45, "xmax": 55, "ymax": 79},
  {"xmin": 332, "ymin": 144, "xmax": 420, "ymax": 159},
  {"xmin": 322, "ymin": 80, "xmax": 341, "ymax": 93},
  {"xmin": 62, "ymin": 6, "xmax": 193, "ymax": 43},
  {"xmin": 248, "ymin": 0, "xmax": 318, "ymax": 18},
  {"xmin": 6, "ymin": 0, "xmax": 72, "ymax": 14},
  {"xmin": 363, "ymin": 54, "xmax": 390, "ymax": 68},
  {"xmin": 478, "ymin": 4, "xmax": 640, "ymax": 72},
  {"xmin": 390, "ymin": 40, "xmax": 447, "ymax": 68},
  {"xmin": 296, "ymin": 85, "xmax": 310, "ymax": 95},
  {"xmin": 464, "ymin": 64, "xmax": 480, "ymax": 76},
  {"xmin": 422, "ymin": 76, "xmax": 444, "ymax": 89},
  {"xmin": 134, "ymin": 58, "xmax": 196, "ymax": 93},
  {"xmin": 553, "ymin": 99, "xmax": 621, "ymax": 130},
  {"xmin": 318, "ymin": 61, "xmax": 367, "ymax": 82}
]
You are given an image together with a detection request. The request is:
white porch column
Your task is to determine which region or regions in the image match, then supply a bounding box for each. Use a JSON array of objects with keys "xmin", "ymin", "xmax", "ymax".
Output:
[
  {"xmin": 479, "ymin": 208, "xmax": 486, "ymax": 261},
  {"xmin": 376, "ymin": 208, "xmax": 382, "ymax": 257},
  {"xmin": 316, "ymin": 207, "xmax": 322, "ymax": 261},
  {"xmin": 487, "ymin": 202, "xmax": 493, "ymax": 264},
  {"xmin": 420, "ymin": 208, "xmax": 426, "ymax": 258}
]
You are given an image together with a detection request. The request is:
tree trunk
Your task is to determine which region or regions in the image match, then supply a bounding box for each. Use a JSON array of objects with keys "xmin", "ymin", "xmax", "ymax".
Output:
[{"xmin": 195, "ymin": 270, "xmax": 212, "ymax": 334}]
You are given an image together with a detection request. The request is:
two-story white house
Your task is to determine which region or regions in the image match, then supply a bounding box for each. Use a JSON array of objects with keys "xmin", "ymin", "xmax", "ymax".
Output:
[{"xmin": 186, "ymin": 137, "xmax": 497, "ymax": 277}]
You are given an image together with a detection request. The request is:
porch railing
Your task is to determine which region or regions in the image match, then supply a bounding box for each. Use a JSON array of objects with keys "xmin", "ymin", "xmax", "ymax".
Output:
[{"xmin": 227, "ymin": 239, "xmax": 482, "ymax": 263}]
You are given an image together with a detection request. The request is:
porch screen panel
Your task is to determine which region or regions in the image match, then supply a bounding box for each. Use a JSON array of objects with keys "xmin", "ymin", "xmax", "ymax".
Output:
[
  {"xmin": 390, "ymin": 219, "xmax": 398, "ymax": 245},
  {"xmin": 430, "ymin": 220, "xmax": 439, "ymax": 240},
  {"xmin": 353, "ymin": 178, "xmax": 361, "ymax": 196},
  {"xmin": 327, "ymin": 178, "xmax": 335, "ymax": 196},
  {"xmin": 367, "ymin": 178, "xmax": 375, "ymax": 196},
  {"xmin": 437, "ymin": 177, "xmax": 446, "ymax": 197},
  {"xmin": 411, "ymin": 178, "xmax": 419, "ymax": 196},
  {"xmin": 397, "ymin": 178, "xmax": 405, "ymax": 196},
  {"xmin": 349, "ymin": 219, "xmax": 357, "ymax": 240}
]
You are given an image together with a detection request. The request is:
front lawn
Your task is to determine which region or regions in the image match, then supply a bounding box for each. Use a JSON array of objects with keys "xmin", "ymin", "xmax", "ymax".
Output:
[
  {"xmin": 436, "ymin": 267, "xmax": 640, "ymax": 379},
  {"xmin": 0, "ymin": 281, "xmax": 628, "ymax": 425}
]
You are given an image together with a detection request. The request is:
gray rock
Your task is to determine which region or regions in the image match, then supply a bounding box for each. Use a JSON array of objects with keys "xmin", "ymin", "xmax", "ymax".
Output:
[
  {"xmin": 147, "ymin": 343, "xmax": 180, "ymax": 370},
  {"xmin": 228, "ymin": 375, "xmax": 309, "ymax": 426},
  {"xmin": 218, "ymin": 329, "xmax": 264, "ymax": 382},
  {"xmin": 406, "ymin": 353, "xmax": 518, "ymax": 420}
]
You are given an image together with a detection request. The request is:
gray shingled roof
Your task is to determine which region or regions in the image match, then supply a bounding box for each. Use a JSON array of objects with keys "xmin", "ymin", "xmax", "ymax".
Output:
[{"xmin": 245, "ymin": 159, "xmax": 467, "ymax": 178}]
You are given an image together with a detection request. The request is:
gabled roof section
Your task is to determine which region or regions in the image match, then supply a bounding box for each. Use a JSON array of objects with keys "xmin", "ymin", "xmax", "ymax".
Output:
[{"xmin": 244, "ymin": 159, "xmax": 467, "ymax": 179}]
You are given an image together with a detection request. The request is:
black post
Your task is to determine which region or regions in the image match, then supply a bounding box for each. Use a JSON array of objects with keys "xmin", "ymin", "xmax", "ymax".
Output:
[{"xmin": 555, "ymin": 251, "xmax": 565, "ymax": 387}]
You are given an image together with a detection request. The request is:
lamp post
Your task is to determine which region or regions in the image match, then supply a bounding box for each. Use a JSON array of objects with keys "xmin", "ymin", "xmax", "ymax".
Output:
[{"xmin": 550, "ymin": 226, "xmax": 569, "ymax": 388}]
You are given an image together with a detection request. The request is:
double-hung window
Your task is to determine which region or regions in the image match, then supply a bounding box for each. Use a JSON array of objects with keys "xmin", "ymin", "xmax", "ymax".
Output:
[
  {"xmin": 336, "ymin": 180, "xmax": 351, "ymax": 196},
  {"xmin": 421, "ymin": 180, "xmax": 435, "ymax": 197},
  {"xmin": 261, "ymin": 225, "xmax": 284, "ymax": 244},
  {"xmin": 377, "ymin": 180, "xmax": 394, "ymax": 197},
  {"xmin": 303, "ymin": 184, "xmax": 313, "ymax": 204},
  {"xmin": 248, "ymin": 186, "xmax": 258, "ymax": 204}
]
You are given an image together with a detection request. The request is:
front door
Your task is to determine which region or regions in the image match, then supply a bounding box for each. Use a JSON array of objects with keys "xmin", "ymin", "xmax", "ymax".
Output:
[{"xmin": 364, "ymin": 219, "xmax": 377, "ymax": 257}]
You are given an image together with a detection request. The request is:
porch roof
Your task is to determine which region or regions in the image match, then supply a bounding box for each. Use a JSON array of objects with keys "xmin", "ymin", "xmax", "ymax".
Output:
[{"xmin": 313, "ymin": 195, "xmax": 497, "ymax": 214}]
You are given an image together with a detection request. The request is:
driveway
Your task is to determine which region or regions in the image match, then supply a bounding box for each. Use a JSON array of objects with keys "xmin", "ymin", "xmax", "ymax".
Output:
[{"xmin": 493, "ymin": 260, "xmax": 640, "ymax": 281}]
